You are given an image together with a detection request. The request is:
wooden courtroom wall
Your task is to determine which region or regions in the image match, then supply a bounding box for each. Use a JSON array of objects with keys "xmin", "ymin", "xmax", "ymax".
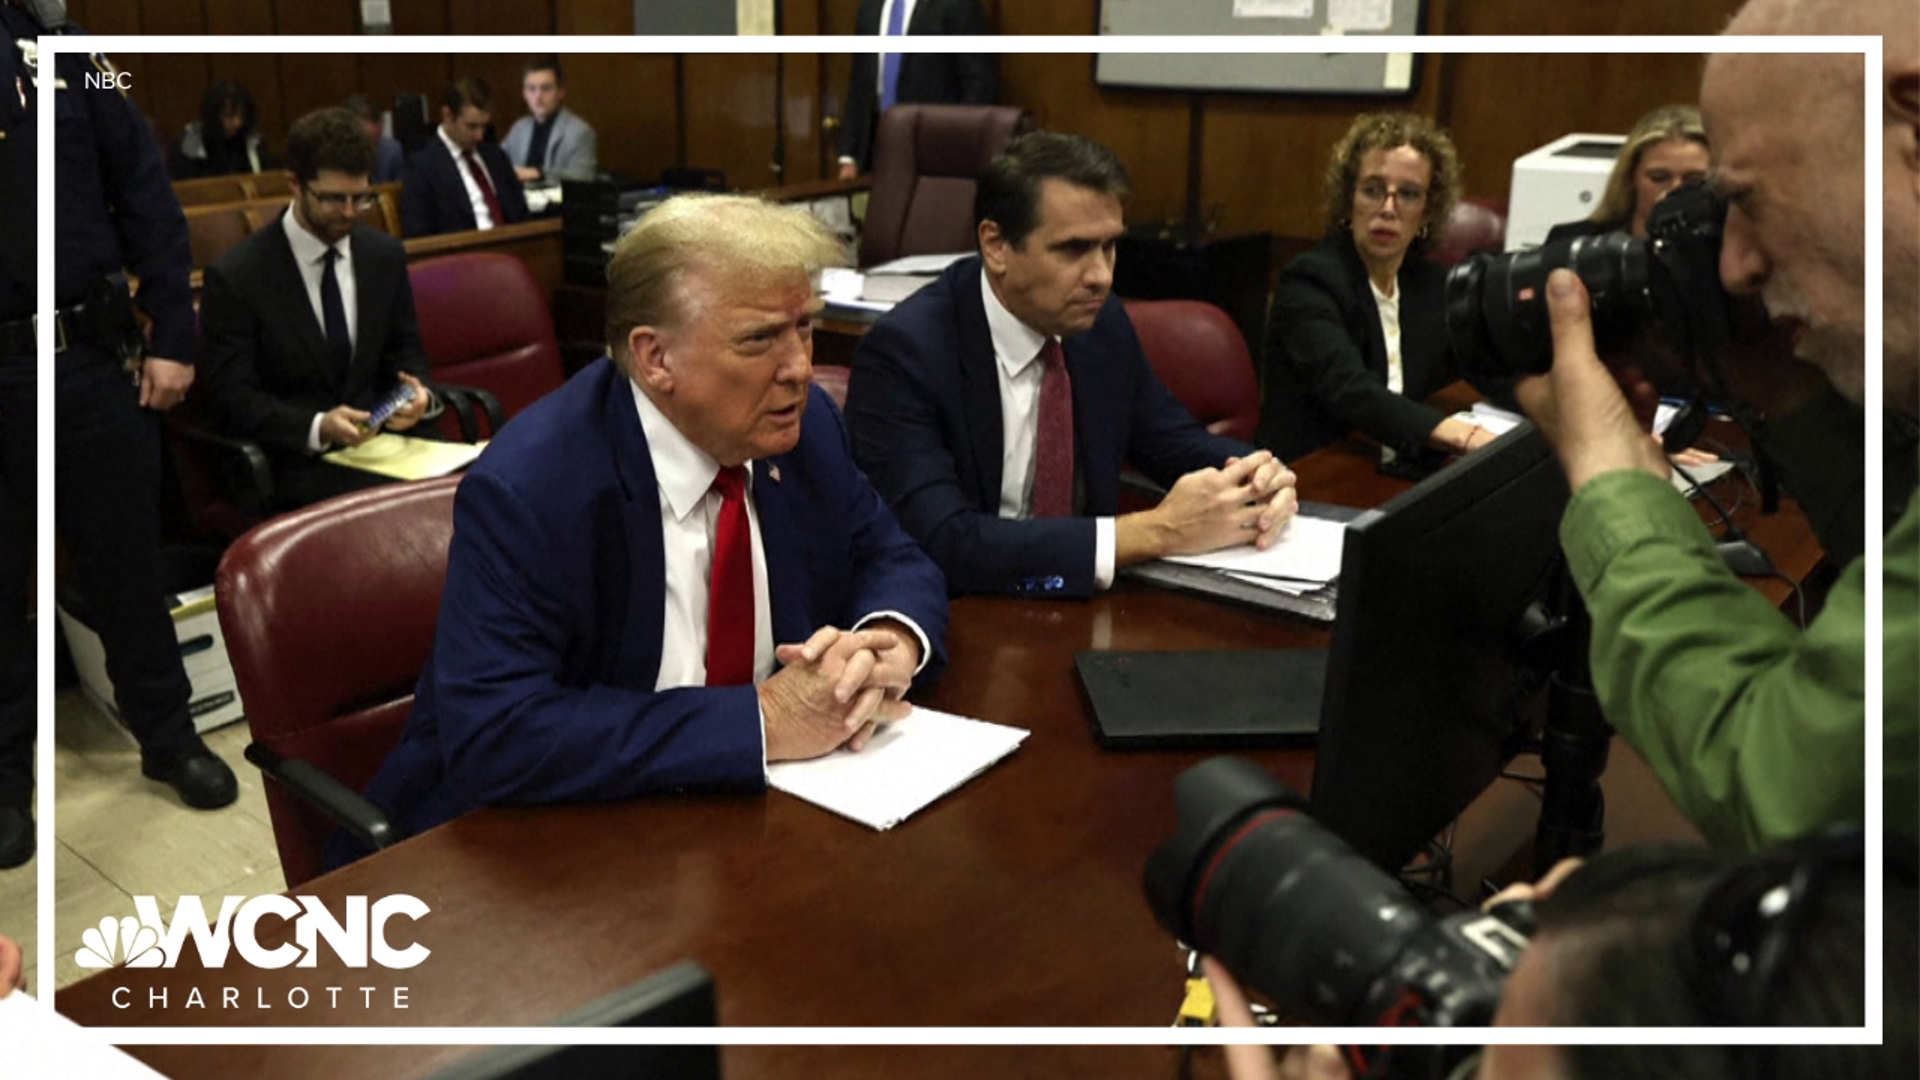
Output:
[{"xmin": 94, "ymin": 0, "xmax": 1745, "ymax": 245}]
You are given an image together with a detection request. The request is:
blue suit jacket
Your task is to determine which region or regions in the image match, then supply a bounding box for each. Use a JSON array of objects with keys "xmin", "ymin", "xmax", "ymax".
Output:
[
  {"xmin": 845, "ymin": 257, "xmax": 1249, "ymax": 599},
  {"xmin": 350, "ymin": 359, "xmax": 949, "ymax": 855},
  {"xmin": 399, "ymin": 136, "xmax": 529, "ymax": 238}
]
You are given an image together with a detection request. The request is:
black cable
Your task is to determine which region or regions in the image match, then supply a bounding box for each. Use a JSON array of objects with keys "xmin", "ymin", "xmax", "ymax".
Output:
[{"xmin": 1769, "ymin": 569, "xmax": 1809, "ymax": 628}]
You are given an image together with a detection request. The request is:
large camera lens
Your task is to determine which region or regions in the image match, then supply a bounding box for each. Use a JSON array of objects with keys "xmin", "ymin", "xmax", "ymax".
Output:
[
  {"xmin": 1443, "ymin": 182, "xmax": 1732, "ymax": 385},
  {"xmin": 1145, "ymin": 757, "xmax": 1519, "ymax": 1028},
  {"xmin": 1446, "ymin": 233, "xmax": 1661, "ymax": 379}
]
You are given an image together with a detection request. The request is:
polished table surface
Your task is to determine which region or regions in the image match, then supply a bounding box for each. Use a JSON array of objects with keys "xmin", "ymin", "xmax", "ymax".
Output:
[{"xmin": 59, "ymin": 424, "xmax": 1824, "ymax": 1078}]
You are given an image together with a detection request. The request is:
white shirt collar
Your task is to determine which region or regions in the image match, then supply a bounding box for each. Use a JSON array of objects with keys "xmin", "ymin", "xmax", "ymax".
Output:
[
  {"xmin": 630, "ymin": 379, "xmax": 753, "ymax": 523},
  {"xmin": 980, "ymin": 266, "xmax": 1053, "ymax": 379},
  {"xmin": 281, "ymin": 202, "xmax": 349, "ymax": 266},
  {"xmin": 437, "ymin": 124, "xmax": 472, "ymax": 161}
]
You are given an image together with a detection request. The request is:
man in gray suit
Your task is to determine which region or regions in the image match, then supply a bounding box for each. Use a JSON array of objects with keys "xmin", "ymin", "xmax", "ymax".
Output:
[{"xmin": 503, "ymin": 55, "xmax": 598, "ymax": 185}]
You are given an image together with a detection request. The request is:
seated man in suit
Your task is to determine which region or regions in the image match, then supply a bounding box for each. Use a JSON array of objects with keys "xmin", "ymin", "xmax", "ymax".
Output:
[
  {"xmin": 399, "ymin": 76, "xmax": 528, "ymax": 238},
  {"xmin": 338, "ymin": 194, "xmax": 948, "ymax": 861},
  {"xmin": 342, "ymin": 92, "xmax": 404, "ymax": 184},
  {"xmin": 844, "ymin": 132, "xmax": 1298, "ymax": 599},
  {"xmin": 198, "ymin": 107, "xmax": 433, "ymax": 511},
  {"xmin": 503, "ymin": 54, "xmax": 599, "ymax": 185}
]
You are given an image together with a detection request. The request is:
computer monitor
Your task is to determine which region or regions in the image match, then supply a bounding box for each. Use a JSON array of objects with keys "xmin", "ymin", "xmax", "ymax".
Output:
[
  {"xmin": 1308, "ymin": 423, "xmax": 1572, "ymax": 872},
  {"xmin": 422, "ymin": 962, "xmax": 720, "ymax": 1080}
]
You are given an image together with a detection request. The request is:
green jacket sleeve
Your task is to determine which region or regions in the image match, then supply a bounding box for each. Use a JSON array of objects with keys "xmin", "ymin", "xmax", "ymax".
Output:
[{"xmin": 1561, "ymin": 469, "xmax": 1882, "ymax": 853}]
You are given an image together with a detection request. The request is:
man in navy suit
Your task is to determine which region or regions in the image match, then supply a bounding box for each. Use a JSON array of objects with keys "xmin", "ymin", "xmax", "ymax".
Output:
[
  {"xmin": 844, "ymin": 133, "xmax": 1299, "ymax": 599},
  {"xmin": 347, "ymin": 194, "xmax": 948, "ymax": 855},
  {"xmin": 399, "ymin": 76, "xmax": 528, "ymax": 238}
]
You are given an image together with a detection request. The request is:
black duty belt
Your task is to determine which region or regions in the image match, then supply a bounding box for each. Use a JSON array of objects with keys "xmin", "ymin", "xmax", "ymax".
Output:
[{"xmin": 0, "ymin": 302, "xmax": 84, "ymax": 356}]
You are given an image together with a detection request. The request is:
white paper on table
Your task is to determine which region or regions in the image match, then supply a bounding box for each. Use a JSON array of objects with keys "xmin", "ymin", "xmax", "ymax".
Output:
[
  {"xmin": 1222, "ymin": 570, "xmax": 1321, "ymax": 596},
  {"xmin": 1161, "ymin": 513, "xmax": 1346, "ymax": 583},
  {"xmin": 1452, "ymin": 402, "xmax": 1527, "ymax": 437},
  {"xmin": 865, "ymin": 252, "xmax": 970, "ymax": 276},
  {"xmin": 768, "ymin": 706, "xmax": 1028, "ymax": 831},
  {"xmin": 0, "ymin": 991, "xmax": 170, "ymax": 1076},
  {"xmin": 1671, "ymin": 460, "xmax": 1735, "ymax": 493},
  {"xmin": 1329, "ymin": 0, "xmax": 1394, "ymax": 32},
  {"xmin": 1232, "ymin": 0, "xmax": 1313, "ymax": 17}
]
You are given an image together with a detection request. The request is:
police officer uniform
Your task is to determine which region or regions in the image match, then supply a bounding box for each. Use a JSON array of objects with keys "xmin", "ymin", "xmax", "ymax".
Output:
[{"xmin": 0, "ymin": 2, "xmax": 235, "ymax": 870}]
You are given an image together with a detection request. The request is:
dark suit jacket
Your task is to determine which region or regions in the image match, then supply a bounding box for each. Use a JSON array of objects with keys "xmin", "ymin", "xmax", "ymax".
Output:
[
  {"xmin": 399, "ymin": 136, "xmax": 529, "ymax": 238},
  {"xmin": 198, "ymin": 215, "xmax": 427, "ymax": 456},
  {"xmin": 349, "ymin": 358, "xmax": 949, "ymax": 851},
  {"xmin": 838, "ymin": 0, "xmax": 998, "ymax": 169},
  {"xmin": 845, "ymin": 256, "xmax": 1249, "ymax": 600},
  {"xmin": 1257, "ymin": 234, "xmax": 1458, "ymax": 461}
]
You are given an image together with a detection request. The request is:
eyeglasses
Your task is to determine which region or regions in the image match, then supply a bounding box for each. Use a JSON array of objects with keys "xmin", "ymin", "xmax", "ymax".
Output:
[
  {"xmin": 1354, "ymin": 181, "xmax": 1427, "ymax": 211},
  {"xmin": 307, "ymin": 191, "xmax": 380, "ymax": 211}
]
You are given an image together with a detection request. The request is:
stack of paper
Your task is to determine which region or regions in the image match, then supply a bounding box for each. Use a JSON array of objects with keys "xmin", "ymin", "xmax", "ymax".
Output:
[
  {"xmin": 1161, "ymin": 513, "xmax": 1347, "ymax": 595},
  {"xmin": 767, "ymin": 706, "xmax": 1029, "ymax": 831},
  {"xmin": 324, "ymin": 434, "xmax": 487, "ymax": 480}
]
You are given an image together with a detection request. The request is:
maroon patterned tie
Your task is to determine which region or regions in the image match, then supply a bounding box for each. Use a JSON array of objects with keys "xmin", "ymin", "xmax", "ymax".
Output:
[
  {"xmin": 704, "ymin": 465, "xmax": 754, "ymax": 686},
  {"xmin": 461, "ymin": 149, "xmax": 506, "ymax": 229},
  {"xmin": 1031, "ymin": 339, "xmax": 1074, "ymax": 518}
]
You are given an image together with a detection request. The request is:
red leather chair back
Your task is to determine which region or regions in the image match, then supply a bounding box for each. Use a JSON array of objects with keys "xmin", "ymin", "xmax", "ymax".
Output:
[
  {"xmin": 1428, "ymin": 196, "xmax": 1508, "ymax": 266},
  {"xmin": 812, "ymin": 365, "xmax": 850, "ymax": 410},
  {"xmin": 216, "ymin": 476, "xmax": 462, "ymax": 886},
  {"xmin": 1121, "ymin": 299, "xmax": 1260, "ymax": 443},
  {"xmin": 409, "ymin": 253, "xmax": 567, "ymax": 426},
  {"xmin": 859, "ymin": 104, "xmax": 1031, "ymax": 268}
]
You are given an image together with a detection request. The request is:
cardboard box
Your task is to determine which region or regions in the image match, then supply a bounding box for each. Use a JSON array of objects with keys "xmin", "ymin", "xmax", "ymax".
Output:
[{"xmin": 56, "ymin": 583, "xmax": 245, "ymax": 735}]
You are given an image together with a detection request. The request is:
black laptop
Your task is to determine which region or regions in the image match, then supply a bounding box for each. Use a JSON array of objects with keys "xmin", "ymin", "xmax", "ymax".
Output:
[{"xmin": 1075, "ymin": 648, "xmax": 1328, "ymax": 748}]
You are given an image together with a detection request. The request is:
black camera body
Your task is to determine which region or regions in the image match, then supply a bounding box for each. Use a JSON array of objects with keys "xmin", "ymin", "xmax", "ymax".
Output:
[
  {"xmin": 1145, "ymin": 757, "xmax": 1533, "ymax": 1068},
  {"xmin": 1444, "ymin": 181, "xmax": 1732, "ymax": 384}
]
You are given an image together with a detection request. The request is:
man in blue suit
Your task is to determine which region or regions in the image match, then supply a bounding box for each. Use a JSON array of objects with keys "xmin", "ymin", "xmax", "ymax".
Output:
[
  {"xmin": 348, "ymin": 194, "xmax": 948, "ymax": 855},
  {"xmin": 845, "ymin": 132, "xmax": 1299, "ymax": 599},
  {"xmin": 399, "ymin": 76, "xmax": 528, "ymax": 238}
]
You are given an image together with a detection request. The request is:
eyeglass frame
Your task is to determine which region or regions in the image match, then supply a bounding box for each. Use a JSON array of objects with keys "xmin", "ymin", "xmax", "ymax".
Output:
[{"xmin": 1352, "ymin": 179, "xmax": 1429, "ymax": 212}]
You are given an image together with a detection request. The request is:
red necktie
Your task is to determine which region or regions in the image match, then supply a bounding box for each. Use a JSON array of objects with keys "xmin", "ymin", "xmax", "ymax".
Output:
[
  {"xmin": 461, "ymin": 149, "xmax": 505, "ymax": 229},
  {"xmin": 705, "ymin": 465, "xmax": 755, "ymax": 687},
  {"xmin": 1031, "ymin": 339, "xmax": 1074, "ymax": 518}
]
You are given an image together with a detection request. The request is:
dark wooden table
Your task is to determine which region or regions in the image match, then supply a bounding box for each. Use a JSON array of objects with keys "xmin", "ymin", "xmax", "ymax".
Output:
[{"xmin": 59, "ymin": 423, "xmax": 1824, "ymax": 1079}]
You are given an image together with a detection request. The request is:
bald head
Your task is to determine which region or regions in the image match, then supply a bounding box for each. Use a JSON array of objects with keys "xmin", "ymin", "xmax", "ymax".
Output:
[{"xmin": 1705, "ymin": 0, "xmax": 1920, "ymax": 414}]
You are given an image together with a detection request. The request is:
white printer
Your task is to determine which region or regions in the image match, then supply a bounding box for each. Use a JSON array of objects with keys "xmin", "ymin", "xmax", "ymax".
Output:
[{"xmin": 1506, "ymin": 133, "xmax": 1626, "ymax": 251}]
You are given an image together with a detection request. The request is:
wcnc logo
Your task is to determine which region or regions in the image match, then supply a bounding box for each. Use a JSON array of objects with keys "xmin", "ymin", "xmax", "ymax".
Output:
[{"xmin": 76, "ymin": 895, "xmax": 430, "ymax": 970}]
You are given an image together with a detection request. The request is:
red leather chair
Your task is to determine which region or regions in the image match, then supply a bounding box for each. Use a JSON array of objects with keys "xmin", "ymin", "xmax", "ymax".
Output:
[
  {"xmin": 218, "ymin": 476, "xmax": 461, "ymax": 886},
  {"xmin": 409, "ymin": 252, "xmax": 567, "ymax": 435},
  {"xmin": 1428, "ymin": 196, "xmax": 1508, "ymax": 267},
  {"xmin": 858, "ymin": 104, "xmax": 1031, "ymax": 268},
  {"xmin": 1121, "ymin": 299, "xmax": 1261, "ymax": 442},
  {"xmin": 812, "ymin": 365, "xmax": 850, "ymax": 410}
]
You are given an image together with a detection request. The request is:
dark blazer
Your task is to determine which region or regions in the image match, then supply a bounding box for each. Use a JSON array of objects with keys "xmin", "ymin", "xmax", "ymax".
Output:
[
  {"xmin": 1257, "ymin": 234, "xmax": 1459, "ymax": 461},
  {"xmin": 845, "ymin": 256, "xmax": 1250, "ymax": 600},
  {"xmin": 838, "ymin": 0, "xmax": 998, "ymax": 170},
  {"xmin": 198, "ymin": 215, "xmax": 427, "ymax": 455},
  {"xmin": 399, "ymin": 135, "xmax": 528, "ymax": 238},
  {"xmin": 348, "ymin": 359, "xmax": 949, "ymax": 852}
]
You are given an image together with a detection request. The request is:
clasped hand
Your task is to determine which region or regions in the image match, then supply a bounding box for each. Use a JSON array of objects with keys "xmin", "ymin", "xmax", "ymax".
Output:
[
  {"xmin": 759, "ymin": 623, "xmax": 920, "ymax": 761},
  {"xmin": 1157, "ymin": 449, "xmax": 1300, "ymax": 556}
]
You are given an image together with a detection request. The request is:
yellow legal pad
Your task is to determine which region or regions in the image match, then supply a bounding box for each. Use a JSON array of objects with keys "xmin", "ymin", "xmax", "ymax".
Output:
[{"xmin": 322, "ymin": 434, "xmax": 488, "ymax": 480}]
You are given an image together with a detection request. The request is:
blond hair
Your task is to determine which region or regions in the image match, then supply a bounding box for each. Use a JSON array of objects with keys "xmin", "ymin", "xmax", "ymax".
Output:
[
  {"xmin": 1589, "ymin": 105, "xmax": 1709, "ymax": 229},
  {"xmin": 604, "ymin": 193, "xmax": 848, "ymax": 364}
]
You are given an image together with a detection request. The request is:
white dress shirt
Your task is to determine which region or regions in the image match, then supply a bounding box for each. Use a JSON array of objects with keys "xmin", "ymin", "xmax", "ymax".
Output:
[
  {"xmin": 437, "ymin": 125, "xmax": 497, "ymax": 230},
  {"xmin": 282, "ymin": 207, "xmax": 356, "ymax": 453},
  {"xmin": 981, "ymin": 267, "xmax": 1117, "ymax": 590},
  {"xmin": 628, "ymin": 382, "xmax": 932, "ymax": 770},
  {"xmin": 1371, "ymin": 276, "xmax": 1404, "ymax": 463}
]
